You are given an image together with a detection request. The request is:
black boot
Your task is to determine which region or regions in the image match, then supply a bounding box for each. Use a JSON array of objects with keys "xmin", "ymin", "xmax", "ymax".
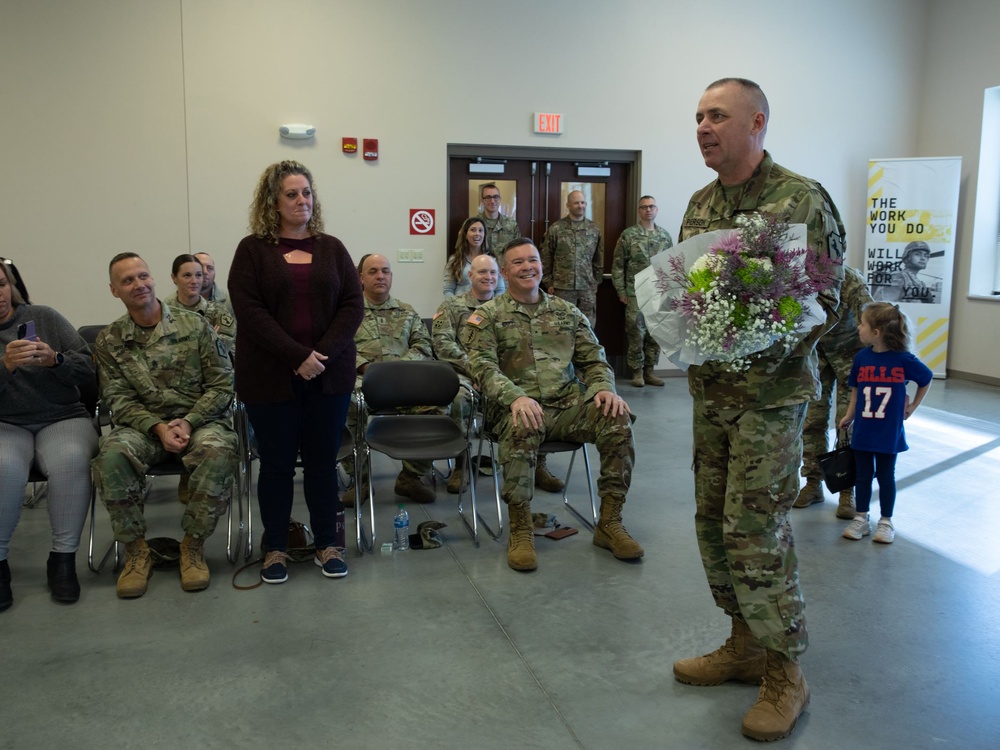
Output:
[
  {"xmin": 0, "ymin": 559, "xmax": 12, "ymax": 612},
  {"xmin": 47, "ymin": 551, "xmax": 80, "ymax": 604}
]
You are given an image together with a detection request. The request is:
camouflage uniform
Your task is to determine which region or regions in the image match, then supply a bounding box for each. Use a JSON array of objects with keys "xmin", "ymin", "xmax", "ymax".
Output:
[
  {"xmin": 165, "ymin": 292, "xmax": 236, "ymax": 358},
  {"xmin": 92, "ymin": 302, "xmax": 238, "ymax": 543},
  {"xmin": 350, "ymin": 296, "xmax": 435, "ymax": 477},
  {"xmin": 432, "ymin": 290, "xmax": 488, "ymax": 429},
  {"xmin": 479, "ymin": 214, "xmax": 519, "ymax": 257},
  {"xmin": 874, "ymin": 267, "xmax": 936, "ymax": 304},
  {"xmin": 541, "ymin": 217, "xmax": 603, "ymax": 327},
  {"xmin": 801, "ymin": 267, "xmax": 873, "ymax": 480},
  {"xmin": 611, "ymin": 223, "xmax": 674, "ymax": 370},
  {"xmin": 204, "ymin": 283, "xmax": 234, "ymax": 316},
  {"xmin": 679, "ymin": 151, "xmax": 846, "ymax": 659},
  {"xmin": 463, "ymin": 292, "xmax": 634, "ymax": 508}
]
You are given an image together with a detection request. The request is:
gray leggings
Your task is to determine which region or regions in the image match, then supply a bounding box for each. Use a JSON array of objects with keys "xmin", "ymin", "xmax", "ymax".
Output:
[{"xmin": 0, "ymin": 418, "xmax": 98, "ymax": 559}]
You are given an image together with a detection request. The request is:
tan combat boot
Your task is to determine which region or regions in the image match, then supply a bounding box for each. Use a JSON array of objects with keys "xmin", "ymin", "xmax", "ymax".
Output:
[
  {"xmin": 179, "ymin": 534, "xmax": 210, "ymax": 592},
  {"xmin": 836, "ymin": 488, "xmax": 856, "ymax": 519},
  {"xmin": 673, "ymin": 618, "xmax": 766, "ymax": 685},
  {"xmin": 341, "ymin": 481, "xmax": 369, "ymax": 508},
  {"xmin": 506, "ymin": 502, "xmax": 537, "ymax": 571},
  {"xmin": 117, "ymin": 538, "xmax": 153, "ymax": 599},
  {"xmin": 741, "ymin": 650, "xmax": 810, "ymax": 741},
  {"xmin": 593, "ymin": 496, "xmax": 644, "ymax": 559},
  {"xmin": 643, "ymin": 367, "xmax": 665, "ymax": 386},
  {"xmin": 631, "ymin": 369, "xmax": 645, "ymax": 388},
  {"xmin": 446, "ymin": 454, "xmax": 467, "ymax": 495},
  {"xmin": 534, "ymin": 455, "xmax": 565, "ymax": 493},
  {"xmin": 793, "ymin": 478, "xmax": 824, "ymax": 508},
  {"xmin": 394, "ymin": 469, "xmax": 435, "ymax": 503}
]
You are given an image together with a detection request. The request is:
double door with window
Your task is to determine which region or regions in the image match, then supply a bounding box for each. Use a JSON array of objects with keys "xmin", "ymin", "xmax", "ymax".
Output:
[{"xmin": 447, "ymin": 151, "xmax": 634, "ymax": 358}]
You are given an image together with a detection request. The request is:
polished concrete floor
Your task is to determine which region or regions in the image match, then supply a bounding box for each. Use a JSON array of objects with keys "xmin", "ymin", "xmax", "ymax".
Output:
[{"xmin": 2, "ymin": 376, "xmax": 999, "ymax": 749}]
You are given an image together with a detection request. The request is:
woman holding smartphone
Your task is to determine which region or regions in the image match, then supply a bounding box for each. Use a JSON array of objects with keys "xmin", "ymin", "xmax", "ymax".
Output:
[{"xmin": 0, "ymin": 262, "xmax": 97, "ymax": 611}]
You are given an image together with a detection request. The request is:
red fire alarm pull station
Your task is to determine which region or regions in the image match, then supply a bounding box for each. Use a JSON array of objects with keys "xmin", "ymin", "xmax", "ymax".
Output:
[
  {"xmin": 363, "ymin": 138, "xmax": 379, "ymax": 161},
  {"xmin": 342, "ymin": 137, "xmax": 357, "ymax": 154}
]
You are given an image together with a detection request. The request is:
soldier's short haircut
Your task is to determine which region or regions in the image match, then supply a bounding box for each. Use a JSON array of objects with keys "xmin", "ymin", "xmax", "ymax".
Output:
[
  {"xmin": 638, "ymin": 195, "xmax": 656, "ymax": 203},
  {"xmin": 357, "ymin": 253, "xmax": 372, "ymax": 275},
  {"xmin": 108, "ymin": 252, "xmax": 143, "ymax": 278},
  {"xmin": 479, "ymin": 182, "xmax": 501, "ymax": 199},
  {"xmin": 706, "ymin": 77, "xmax": 769, "ymax": 122},
  {"xmin": 501, "ymin": 237, "xmax": 537, "ymax": 268}
]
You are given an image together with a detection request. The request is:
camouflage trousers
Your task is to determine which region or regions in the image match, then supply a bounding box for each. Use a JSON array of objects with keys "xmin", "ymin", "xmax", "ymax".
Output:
[
  {"xmin": 801, "ymin": 346, "xmax": 855, "ymax": 480},
  {"xmin": 623, "ymin": 295, "xmax": 660, "ymax": 371},
  {"xmin": 493, "ymin": 398, "xmax": 634, "ymax": 508},
  {"xmin": 552, "ymin": 287, "xmax": 597, "ymax": 329},
  {"xmin": 692, "ymin": 399, "xmax": 808, "ymax": 659},
  {"xmin": 92, "ymin": 423, "xmax": 238, "ymax": 543},
  {"xmin": 346, "ymin": 391, "xmax": 435, "ymax": 478}
]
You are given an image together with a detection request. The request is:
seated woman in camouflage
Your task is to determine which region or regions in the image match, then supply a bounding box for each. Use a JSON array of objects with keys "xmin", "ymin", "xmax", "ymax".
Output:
[{"xmin": 166, "ymin": 254, "xmax": 236, "ymax": 357}]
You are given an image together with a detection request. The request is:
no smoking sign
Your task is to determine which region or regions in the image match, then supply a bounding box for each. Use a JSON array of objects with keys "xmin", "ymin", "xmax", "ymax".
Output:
[{"xmin": 409, "ymin": 209, "xmax": 435, "ymax": 235}]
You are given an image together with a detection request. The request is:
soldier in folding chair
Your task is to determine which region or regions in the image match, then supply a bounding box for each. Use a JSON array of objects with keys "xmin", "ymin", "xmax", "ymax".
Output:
[
  {"xmin": 92, "ymin": 253, "xmax": 238, "ymax": 599},
  {"xmin": 463, "ymin": 238, "xmax": 643, "ymax": 572}
]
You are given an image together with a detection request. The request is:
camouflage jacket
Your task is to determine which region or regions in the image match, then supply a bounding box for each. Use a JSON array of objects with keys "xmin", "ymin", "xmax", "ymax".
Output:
[
  {"xmin": 355, "ymin": 296, "xmax": 432, "ymax": 372},
  {"xmin": 95, "ymin": 301, "xmax": 233, "ymax": 434},
  {"xmin": 463, "ymin": 291, "xmax": 615, "ymax": 410},
  {"xmin": 165, "ymin": 292, "xmax": 236, "ymax": 355},
  {"xmin": 431, "ymin": 290, "xmax": 492, "ymax": 380},
  {"xmin": 478, "ymin": 213, "xmax": 519, "ymax": 256},
  {"xmin": 204, "ymin": 283, "xmax": 234, "ymax": 316},
  {"xmin": 541, "ymin": 217, "xmax": 603, "ymax": 291},
  {"xmin": 611, "ymin": 223, "xmax": 674, "ymax": 298},
  {"xmin": 874, "ymin": 267, "xmax": 936, "ymax": 304},
  {"xmin": 819, "ymin": 266, "xmax": 872, "ymax": 355},
  {"xmin": 679, "ymin": 152, "xmax": 846, "ymax": 410}
]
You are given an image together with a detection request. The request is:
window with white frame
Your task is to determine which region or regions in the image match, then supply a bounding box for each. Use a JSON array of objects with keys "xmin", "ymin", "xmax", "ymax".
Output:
[{"xmin": 970, "ymin": 85, "xmax": 1000, "ymax": 297}]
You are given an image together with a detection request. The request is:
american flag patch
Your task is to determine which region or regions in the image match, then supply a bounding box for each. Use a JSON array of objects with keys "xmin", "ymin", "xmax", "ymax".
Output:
[{"xmin": 467, "ymin": 313, "xmax": 484, "ymax": 326}]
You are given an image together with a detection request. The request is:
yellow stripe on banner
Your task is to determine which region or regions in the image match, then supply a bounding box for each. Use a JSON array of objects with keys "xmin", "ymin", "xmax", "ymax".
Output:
[
  {"xmin": 926, "ymin": 349, "xmax": 948, "ymax": 370},
  {"xmin": 868, "ymin": 166, "xmax": 884, "ymax": 190},
  {"xmin": 916, "ymin": 317, "xmax": 949, "ymax": 372},
  {"xmin": 916, "ymin": 317, "xmax": 947, "ymax": 345}
]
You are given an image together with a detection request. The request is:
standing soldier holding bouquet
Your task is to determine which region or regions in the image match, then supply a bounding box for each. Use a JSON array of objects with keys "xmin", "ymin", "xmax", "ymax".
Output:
[{"xmin": 672, "ymin": 77, "xmax": 845, "ymax": 743}]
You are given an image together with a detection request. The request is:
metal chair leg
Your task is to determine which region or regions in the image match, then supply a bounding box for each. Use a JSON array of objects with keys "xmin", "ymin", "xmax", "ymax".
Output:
[
  {"xmin": 561, "ymin": 445, "xmax": 598, "ymax": 530},
  {"xmin": 456, "ymin": 446, "xmax": 482, "ymax": 546},
  {"xmin": 87, "ymin": 491, "xmax": 116, "ymax": 574}
]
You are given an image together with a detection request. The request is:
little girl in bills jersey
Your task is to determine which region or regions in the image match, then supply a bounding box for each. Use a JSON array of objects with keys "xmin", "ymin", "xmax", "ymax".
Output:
[{"xmin": 838, "ymin": 303, "xmax": 933, "ymax": 544}]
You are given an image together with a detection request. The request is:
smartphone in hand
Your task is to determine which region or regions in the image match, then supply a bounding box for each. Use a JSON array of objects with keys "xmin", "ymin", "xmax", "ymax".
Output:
[{"xmin": 16, "ymin": 320, "xmax": 36, "ymax": 340}]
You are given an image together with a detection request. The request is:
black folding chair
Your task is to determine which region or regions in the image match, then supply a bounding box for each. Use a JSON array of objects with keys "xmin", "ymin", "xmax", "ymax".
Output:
[{"xmin": 357, "ymin": 360, "xmax": 481, "ymax": 544}]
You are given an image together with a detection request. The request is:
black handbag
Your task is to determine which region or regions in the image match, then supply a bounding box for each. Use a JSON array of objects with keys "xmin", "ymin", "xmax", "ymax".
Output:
[{"xmin": 817, "ymin": 428, "xmax": 855, "ymax": 493}]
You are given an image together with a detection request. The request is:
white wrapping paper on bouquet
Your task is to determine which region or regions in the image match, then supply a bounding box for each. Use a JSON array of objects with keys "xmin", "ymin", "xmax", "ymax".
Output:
[{"xmin": 635, "ymin": 224, "xmax": 824, "ymax": 371}]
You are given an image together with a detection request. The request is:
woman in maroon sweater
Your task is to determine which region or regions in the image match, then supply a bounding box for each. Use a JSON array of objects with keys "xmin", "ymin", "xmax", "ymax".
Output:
[{"xmin": 229, "ymin": 160, "xmax": 363, "ymax": 584}]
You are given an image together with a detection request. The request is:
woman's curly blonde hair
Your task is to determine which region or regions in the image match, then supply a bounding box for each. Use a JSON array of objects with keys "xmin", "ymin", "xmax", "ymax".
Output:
[{"xmin": 248, "ymin": 160, "xmax": 325, "ymax": 242}]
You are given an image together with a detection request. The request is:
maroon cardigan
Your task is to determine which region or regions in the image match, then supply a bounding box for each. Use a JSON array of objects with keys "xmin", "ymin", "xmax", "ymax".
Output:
[{"xmin": 228, "ymin": 233, "xmax": 363, "ymax": 403}]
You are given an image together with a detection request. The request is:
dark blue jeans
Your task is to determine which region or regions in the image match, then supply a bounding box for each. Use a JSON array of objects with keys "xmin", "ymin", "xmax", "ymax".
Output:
[
  {"xmin": 854, "ymin": 449, "xmax": 898, "ymax": 518},
  {"xmin": 246, "ymin": 380, "xmax": 350, "ymax": 551}
]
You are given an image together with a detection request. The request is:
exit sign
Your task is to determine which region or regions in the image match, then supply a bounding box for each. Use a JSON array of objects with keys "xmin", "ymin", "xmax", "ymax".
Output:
[{"xmin": 534, "ymin": 112, "xmax": 564, "ymax": 134}]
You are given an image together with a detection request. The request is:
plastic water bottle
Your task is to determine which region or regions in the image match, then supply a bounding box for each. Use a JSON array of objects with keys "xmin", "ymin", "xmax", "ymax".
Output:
[{"xmin": 393, "ymin": 504, "xmax": 410, "ymax": 550}]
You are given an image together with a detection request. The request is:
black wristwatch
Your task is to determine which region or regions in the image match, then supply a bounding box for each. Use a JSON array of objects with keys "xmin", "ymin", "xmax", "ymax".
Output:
[{"xmin": 53, "ymin": 352, "xmax": 65, "ymax": 367}]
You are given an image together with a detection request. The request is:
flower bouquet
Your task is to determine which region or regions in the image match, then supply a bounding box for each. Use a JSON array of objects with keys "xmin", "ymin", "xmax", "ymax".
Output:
[{"xmin": 634, "ymin": 214, "xmax": 835, "ymax": 371}]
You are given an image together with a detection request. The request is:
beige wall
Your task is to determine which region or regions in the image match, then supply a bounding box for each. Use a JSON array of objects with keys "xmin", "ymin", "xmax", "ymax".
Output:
[
  {"xmin": 915, "ymin": 0, "xmax": 1000, "ymax": 381},
  {"xmin": 5, "ymin": 0, "xmax": 993, "ymax": 380}
]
